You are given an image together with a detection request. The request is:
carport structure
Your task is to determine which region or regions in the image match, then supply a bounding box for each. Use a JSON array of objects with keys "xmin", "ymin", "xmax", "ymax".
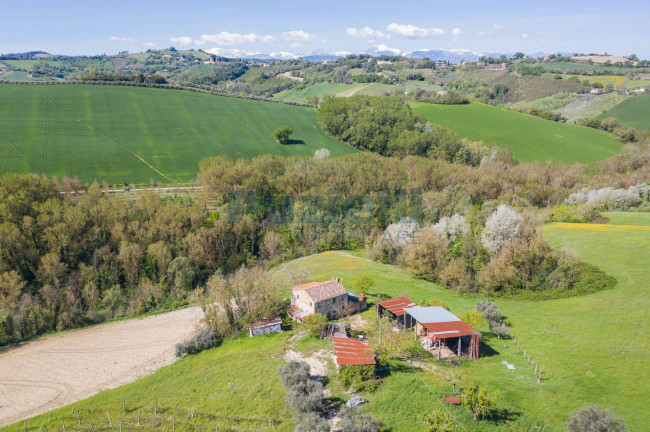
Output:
[
  {"xmin": 376, "ymin": 297, "xmax": 417, "ymax": 329},
  {"xmin": 404, "ymin": 306, "xmax": 480, "ymax": 359}
]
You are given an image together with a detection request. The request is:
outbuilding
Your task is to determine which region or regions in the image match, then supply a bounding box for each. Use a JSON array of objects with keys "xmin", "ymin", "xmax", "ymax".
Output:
[{"xmin": 248, "ymin": 317, "xmax": 283, "ymax": 337}]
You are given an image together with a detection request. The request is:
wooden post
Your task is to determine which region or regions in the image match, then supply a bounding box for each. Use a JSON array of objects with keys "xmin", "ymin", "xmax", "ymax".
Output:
[
  {"xmin": 437, "ymin": 340, "xmax": 441, "ymax": 361},
  {"xmin": 38, "ymin": 420, "xmax": 44, "ymax": 432},
  {"xmin": 90, "ymin": 423, "xmax": 95, "ymax": 432},
  {"xmin": 123, "ymin": 400, "xmax": 125, "ymax": 413},
  {"xmin": 138, "ymin": 409, "xmax": 141, "ymax": 426},
  {"xmin": 172, "ymin": 415, "xmax": 175, "ymax": 430},
  {"xmin": 120, "ymin": 418, "xmax": 123, "ymax": 432},
  {"xmin": 24, "ymin": 420, "xmax": 27, "ymax": 430},
  {"xmin": 191, "ymin": 407, "xmax": 195, "ymax": 419},
  {"xmin": 48, "ymin": 412, "xmax": 51, "ymax": 423},
  {"xmin": 62, "ymin": 420, "xmax": 66, "ymax": 432},
  {"xmin": 107, "ymin": 411, "xmax": 112, "ymax": 426},
  {"xmin": 457, "ymin": 338, "xmax": 461, "ymax": 357},
  {"xmin": 155, "ymin": 401, "xmax": 157, "ymax": 414},
  {"xmin": 77, "ymin": 410, "xmax": 81, "ymax": 425},
  {"xmin": 90, "ymin": 404, "xmax": 93, "ymax": 413}
]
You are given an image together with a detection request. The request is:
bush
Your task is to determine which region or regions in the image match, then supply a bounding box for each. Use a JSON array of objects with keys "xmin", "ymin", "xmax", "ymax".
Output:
[
  {"xmin": 613, "ymin": 126, "xmax": 639, "ymax": 143},
  {"xmin": 302, "ymin": 313, "xmax": 327, "ymax": 337},
  {"xmin": 339, "ymin": 364, "xmax": 378, "ymax": 392},
  {"xmin": 565, "ymin": 403, "xmax": 626, "ymax": 432},
  {"xmin": 460, "ymin": 382, "xmax": 499, "ymax": 421},
  {"xmin": 175, "ymin": 328, "xmax": 220, "ymax": 357},
  {"xmin": 420, "ymin": 410, "xmax": 460, "ymax": 432},
  {"xmin": 294, "ymin": 412, "xmax": 330, "ymax": 432},
  {"xmin": 278, "ymin": 361, "xmax": 311, "ymax": 388},
  {"xmin": 287, "ymin": 380, "xmax": 325, "ymax": 414},
  {"xmin": 273, "ymin": 126, "xmax": 293, "ymax": 144},
  {"xmin": 339, "ymin": 406, "xmax": 382, "ymax": 432}
]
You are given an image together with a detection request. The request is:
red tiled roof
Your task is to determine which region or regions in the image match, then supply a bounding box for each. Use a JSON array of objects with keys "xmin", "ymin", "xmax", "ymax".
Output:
[
  {"xmin": 332, "ymin": 337, "xmax": 376, "ymax": 365},
  {"xmin": 377, "ymin": 297, "xmax": 417, "ymax": 316},
  {"xmin": 421, "ymin": 320, "xmax": 477, "ymax": 338},
  {"xmin": 292, "ymin": 280, "xmax": 348, "ymax": 303}
]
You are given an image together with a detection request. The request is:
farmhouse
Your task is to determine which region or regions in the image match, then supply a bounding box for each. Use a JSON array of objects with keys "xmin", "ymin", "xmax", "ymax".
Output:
[
  {"xmin": 332, "ymin": 337, "xmax": 375, "ymax": 366},
  {"xmin": 248, "ymin": 317, "xmax": 282, "ymax": 337},
  {"xmin": 289, "ymin": 278, "xmax": 367, "ymax": 321}
]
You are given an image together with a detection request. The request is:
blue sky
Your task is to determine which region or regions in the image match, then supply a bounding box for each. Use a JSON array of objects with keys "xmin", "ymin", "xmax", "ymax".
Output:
[{"xmin": 2, "ymin": 0, "xmax": 649, "ymax": 58}]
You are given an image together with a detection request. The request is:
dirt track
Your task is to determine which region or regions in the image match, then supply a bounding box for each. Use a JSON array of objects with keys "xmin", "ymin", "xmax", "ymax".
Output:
[{"xmin": 0, "ymin": 306, "xmax": 203, "ymax": 427}]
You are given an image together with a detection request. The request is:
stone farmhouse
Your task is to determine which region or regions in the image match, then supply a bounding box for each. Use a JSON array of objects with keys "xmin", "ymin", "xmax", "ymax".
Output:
[{"xmin": 290, "ymin": 278, "xmax": 367, "ymax": 321}]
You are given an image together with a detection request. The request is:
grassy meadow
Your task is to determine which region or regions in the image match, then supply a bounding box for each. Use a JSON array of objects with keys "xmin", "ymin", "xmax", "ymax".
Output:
[
  {"xmin": 4, "ymin": 213, "xmax": 648, "ymax": 431},
  {"xmin": 412, "ymin": 101, "xmax": 623, "ymax": 163},
  {"xmin": 598, "ymin": 94, "xmax": 650, "ymax": 130},
  {"xmin": 0, "ymin": 83, "xmax": 355, "ymax": 184}
]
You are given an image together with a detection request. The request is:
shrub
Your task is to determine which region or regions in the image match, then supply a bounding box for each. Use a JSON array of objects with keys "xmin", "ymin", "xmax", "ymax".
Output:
[
  {"xmin": 481, "ymin": 205, "xmax": 522, "ymax": 253},
  {"xmin": 287, "ymin": 380, "xmax": 324, "ymax": 414},
  {"xmin": 339, "ymin": 364, "xmax": 378, "ymax": 392},
  {"xmin": 313, "ymin": 148, "xmax": 331, "ymax": 159},
  {"xmin": 294, "ymin": 412, "xmax": 330, "ymax": 432},
  {"xmin": 302, "ymin": 313, "xmax": 327, "ymax": 337},
  {"xmin": 175, "ymin": 328, "xmax": 220, "ymax": 357},
  {"xmin": 273, "ymin": 126, "xmax": 293, "ymax": 144},
  {"xmin": 565, "ymin": 403, "xmax": 626, "ymax": 432},
  {"xmin": 339, "ymin": 406, "xmax": 382, "ymax": 432},
  {"xmin": 420, "ymin": 409, "xmax": 460, "ymax": 432},
  {"xmin": 613, "ymin": 126, "xmax": 639, "ymax": 143},
  {"xmin": 459, "ymin": 310, "xmax": 485, "ymax": 330},
  {"xmin": 278, "ymin": 361, "xmax": 311, "ymax": 388},
  {"xmin": 460, "ymin": 382, "xmax": 499, "ymax": 421}
]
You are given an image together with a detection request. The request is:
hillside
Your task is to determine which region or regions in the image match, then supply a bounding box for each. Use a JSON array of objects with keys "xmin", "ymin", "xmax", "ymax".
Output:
[
  {"xmin": 4, "ymin": 212, "xmax": 648, "ymax": 431},
  {"xmin": 0, "ymin": 84, "xmax": 355, "ymax": 184},
  {"xmin": 412, "ymin": 101, "xmax": 623, "ymax": 163},
  {"xmin": 598, "ymin": 94, "xmax": 650, "ymax": 130}
]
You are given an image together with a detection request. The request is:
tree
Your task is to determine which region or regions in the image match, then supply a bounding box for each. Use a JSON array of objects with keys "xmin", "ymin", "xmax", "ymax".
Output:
[
  {"xmin": 313, "ymin": 148, "xmax": 331, "ymax": 160},
  {"xmin": 278, "ymin": 361, "xmax": 311, "ymax": 388},
  {"xmin": 302, "ymin": 313, "xmax": 327, "ymax": 337},
  {"xmin": 167, "ymin": 256, "xmax": 194, "ymax": 291},
  {"xmin": 513, "ymin": 52, "xmax": 525, "ymax": 59},
  {"xmin": 565, "ymin": 404, "xmax": 626, "ymax": 432},
  {"xmin": 0, "ymin": 270, "xmax": 25, "ymax": 308},
  {"xmin": 339, "ymin": 406, "xmax": 382, "ymax": 432},
  {"xmin": 460, "ymin": 382, "xmax": 499, "ymax": 421},
  {"xmin": 481, "ymin": 205, "xmax": 522, "ymax": 253},
  {"xmin": 352, "ymin": 274, "xmax": 373, "ymax": 295},
  {"xmin": 295, "ymin": 412, "xmax": 330, "ymax": 432},
  {"xmin": 420, "ymin": 409, "xmax": 460, "ymax": 432},
  {"xmin": 287, "ymin": 380, "xmax": 324, "ymax": 414},
  {"xmin": 459, "ymin": 310, "xmax": 485, "ymax": 330},
  {"xmin": 273, "ymin": 126, "xmax": 293, "ymax": 144}
]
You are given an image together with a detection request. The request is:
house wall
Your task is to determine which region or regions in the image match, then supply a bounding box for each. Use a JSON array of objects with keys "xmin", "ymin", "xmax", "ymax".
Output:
[
  {"xmin": 292, "ymin": 290, "xmax": 315, "ymax": 314},
  {"xmin": 292, "ymin": 290, "xmax": 349, "ymax": 319}
]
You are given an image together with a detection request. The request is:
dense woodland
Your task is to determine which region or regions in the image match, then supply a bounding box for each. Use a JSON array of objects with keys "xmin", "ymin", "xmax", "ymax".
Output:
[{"xmin": 1, "ymin": 130, "xmax": 648, "ymax": 345}]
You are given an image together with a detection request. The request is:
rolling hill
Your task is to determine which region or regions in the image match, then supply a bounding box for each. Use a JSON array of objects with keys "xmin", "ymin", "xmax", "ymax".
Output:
[
  {"xmin": 598, "ymin": 94, "xmax": 650, "ymax": 130},
  {"xmin": 4, "ymin": 212, "xmax": 648, "ymax": 431},
  {"xmin": 0, "ymin": 84, "xmax": 356, "ymax": 184},
  {"xmin": 412, "ymin": 101, "xmax": 623, "ymax": 163}
]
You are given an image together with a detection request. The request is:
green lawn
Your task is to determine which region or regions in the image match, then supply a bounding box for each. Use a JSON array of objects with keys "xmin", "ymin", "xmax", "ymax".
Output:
[
  {"xmin": 412, "ymin": 101, "xmax": 623, "ymax": 163},
  {"xmin": 598, "ymin": 94, "xmax": 650, "ymax": 130},
  {"xmin": 273, "ymin": 83, "xmax": 359, "ymax": 101},
  {"xmin": 2, "ymin": 333, "xmax": 296, "ymax": 432},
  {"xmin": 0, "ymin": 83, "xmax": 356, "ymax": 184}
]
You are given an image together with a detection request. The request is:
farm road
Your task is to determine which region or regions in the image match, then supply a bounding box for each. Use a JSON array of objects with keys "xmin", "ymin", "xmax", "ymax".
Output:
[{"xmin": 0, "ymin": 306, "xmax": 203, "ymax": 427}]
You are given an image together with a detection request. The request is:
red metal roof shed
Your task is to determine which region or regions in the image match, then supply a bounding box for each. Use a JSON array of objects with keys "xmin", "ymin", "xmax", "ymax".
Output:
[
  {"xmin": 377, "ymin": 297, "xmax": 417, "ymax": 316},
  {"xmin": 332, "ymin": 337, "xmax": 376, "ymax": 365}
]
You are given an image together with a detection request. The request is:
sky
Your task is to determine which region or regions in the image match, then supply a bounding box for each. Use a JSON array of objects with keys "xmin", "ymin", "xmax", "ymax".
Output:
[{"xmin": 1, "ymin": 0, "xmax": 649, "ymax": 58}]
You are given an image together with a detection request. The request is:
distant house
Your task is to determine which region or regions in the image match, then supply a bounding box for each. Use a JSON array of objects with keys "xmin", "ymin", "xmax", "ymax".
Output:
[
  {"xmin": 33, "ymin": 53, "xmax": 52, "ymax": 59},
  {"xmin": 249, "ymin": 317, "xmax": 282, "ymax": 337},
  {"xmin": 590, "ymin": 88, "xmax": 601, "ymax": 94},
  {"xmin": 290, "ymin": 278, "xmax": 367, "ymax": 321},
  {"xmin": 161, "ymin": 54, "xmax": 173, "ymax": 61},
  {"xmin": 500, "ymin": 62, "xmax": 508, "ymax": 69},
  {"xmin": 434, "ymin": 60, "xmax": 449, "ymax": 69}
]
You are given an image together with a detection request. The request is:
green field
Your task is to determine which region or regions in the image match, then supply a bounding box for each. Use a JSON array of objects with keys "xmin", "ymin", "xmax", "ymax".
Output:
[
  {"xmin": 0, "ymin": 84, "xmax": 356, "ymax": 184},
  {"xmin": 4, "ymin": 213, "xmax": 648, "ymax": 431},
  {"xmin": 273, "ymin": 82, "xmax": 359, "ymax": 101},
  {"xmin": 412, "ymin": 101, "xmax": 623, "ymax": 163},
  {"xmin": 598, "ymin": 94, "xmax": 650, "ymax": 130}
]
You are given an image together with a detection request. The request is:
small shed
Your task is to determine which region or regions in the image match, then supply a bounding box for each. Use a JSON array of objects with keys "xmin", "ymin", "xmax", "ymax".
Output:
[
  {"xmin": 248, "ymin": 317, "xmax": 282, "ymax": 337},
  {"xmin": 332, "ymin": 337, "xmax": 376, "ymax": 366}
]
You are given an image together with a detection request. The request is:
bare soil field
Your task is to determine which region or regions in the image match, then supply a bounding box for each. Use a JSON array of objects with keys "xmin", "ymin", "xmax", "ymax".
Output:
[
  {"xmin": 572, "ymin": 55, "xmax": 637, "ymax": 65},
  {"xmin": 0, "ymin": 306, "xmax": 203, "ymax": 427}
]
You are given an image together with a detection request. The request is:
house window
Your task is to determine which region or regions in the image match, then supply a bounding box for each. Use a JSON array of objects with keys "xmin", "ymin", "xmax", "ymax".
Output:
[
  {"xmin": 310, "ymin": 302, "xmax": 312, "ymax": 306},
  {"xmin": 333, "ymin": 297, "xmax": 336, "ymax": 304}
]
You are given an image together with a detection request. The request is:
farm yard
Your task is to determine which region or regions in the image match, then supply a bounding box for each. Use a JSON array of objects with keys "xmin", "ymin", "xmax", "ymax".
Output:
[
  {"xmin": 0, "ymin": 84, "xmax": 355, "ymax": 184},
  {"xmin": 4, "ymin": 210, "xmax": 647, "ymax": 431},
  {"xmin": 412, "ymin": 101, "xmax": 623, "ymax": 163},
  {"xmin": 598, "ymin": 94, "xmax": 650, "ymax": 130}
]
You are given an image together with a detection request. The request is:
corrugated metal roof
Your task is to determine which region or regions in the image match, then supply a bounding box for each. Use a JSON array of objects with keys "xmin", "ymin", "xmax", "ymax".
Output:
[
  {"xmin": 420, "ymin": 320, "xmax": 477, "ymax": 338},
  {"xmin": 377, "ymin": 297, "xmax": 417, "ymax": 316},
  {"xmin": 403, "ymin": 306, "xmax": 460, "ymax": 324},
  {"xmin": 332, "ymin": 337, "xmax": 376, "ymax": 365},
  {"xmin": 293, "ymin": 280, "xmax": 348, "ymax": 303},
  {"xmin": 248, "ymin": 317, "xmax": 282, "ymax": 330}
]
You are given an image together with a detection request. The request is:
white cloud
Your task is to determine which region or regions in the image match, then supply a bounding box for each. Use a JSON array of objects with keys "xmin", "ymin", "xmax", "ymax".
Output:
[
  {"xmin": 451, "ymin": 28, "xmax": 463, "ymax": 41},
  {"xmin": 282, "ymin": 30, "xmax": 325, "ymax": 43},
  {"xmin": 522, "ymin": 33, "xmax": 530, "ymax": 39},
  {"xmin": 374, "ymin": 44, "xmax": 403, "ymax": 55},
  {"xmin": 493, "ymin": 24, "xmax": 503, "ymax": 30},
  {"xmin": 387, "ymin": 23, "xmax": 445, "ymax": 38},
  {"xmin": 290, "ymin": 42, "xmax": 303, "ymax": 48},
  {"xmin": 142, "ymin": 42, "xmax": 155, "ymax": 48},
  {"xmin": 110, "ymin": 36, "xmax": 137, "ymax": 43},
  {"xmin": 200, "ymin": 32, "xmax": 276, "ymax": 45},
  {"xmin": 169, "ymin": 36, "xmax": 205, "ymax": 46},
  {"xmin": 346, "ymin": 26, "xmax": 389, "ymax": 40}
]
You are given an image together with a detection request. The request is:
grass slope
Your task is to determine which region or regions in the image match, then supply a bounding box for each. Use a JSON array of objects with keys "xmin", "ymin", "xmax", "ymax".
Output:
[
  {"xmin": 0, "ymin": 84, "xmax": 355, "ymax": 184},
  {"xmin": 412, "ymin": 101, "xmax": 623, "ymax": 163},
  {"xmin": 2, "ymin": 333, "xmax": 295, "ymax": 432},
  {"xmin": 598, "ymin": 94, "xmax": 650, "ymax": 130}
]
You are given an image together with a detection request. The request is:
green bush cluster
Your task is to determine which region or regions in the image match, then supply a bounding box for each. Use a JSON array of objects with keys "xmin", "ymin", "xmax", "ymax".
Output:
[{"xmin": 339, "ymin": 364, "xmax": 379, "ymax": 392}]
